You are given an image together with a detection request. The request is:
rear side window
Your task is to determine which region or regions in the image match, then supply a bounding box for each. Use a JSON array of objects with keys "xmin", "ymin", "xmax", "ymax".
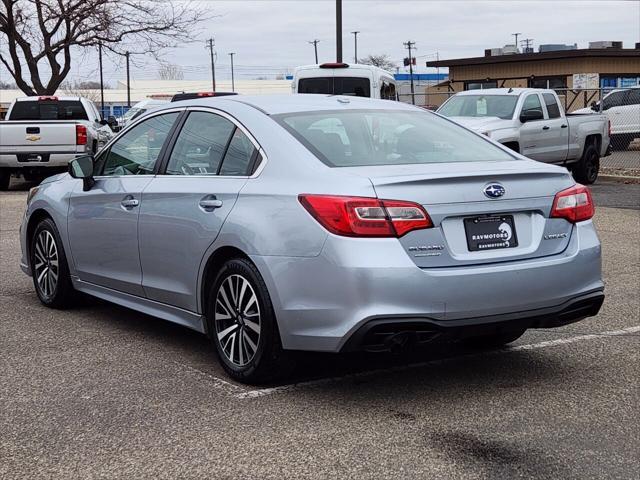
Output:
[
  {"xmin": 298, "ymin": 77, "xmax": 370, "ymax": 97},
  {"xmin": 276, "ymin": 109, "xmax": 515, "ymax": 167},
  {"xmin": 9, "ymin": 100, "xmax": 88, "ymax": 121},
  {"xmin": 219, "ymin": 129, "xmax": 257, "ymax": 176},
  {"xmin": 166, "ymin": 112, "xmax": 235, "ymax": 175},
  {"xmin": 542, "ymin": 93, "xmax": 561, "ymax": 118}
]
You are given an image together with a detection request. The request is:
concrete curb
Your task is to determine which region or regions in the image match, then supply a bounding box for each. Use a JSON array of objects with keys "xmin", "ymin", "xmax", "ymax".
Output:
[{"xmin": 598, "ymin": 174, "xmax": 640, "ymax": 184}]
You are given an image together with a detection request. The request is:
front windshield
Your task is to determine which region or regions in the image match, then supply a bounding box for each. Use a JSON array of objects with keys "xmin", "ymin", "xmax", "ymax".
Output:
[
  {"xmin": 438, "ymin": 95, "xmax": 518, "ymax": 120},
  {"xmin": 275, "ymin": 109, "xmax": 516, "ymax": 167}
]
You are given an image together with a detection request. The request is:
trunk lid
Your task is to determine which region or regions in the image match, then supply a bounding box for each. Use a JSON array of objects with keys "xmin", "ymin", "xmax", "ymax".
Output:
[
  {"xmin": 0, "ymin": 122, "xmax": 78, "ymax": 152},
  {"xmin": 345, "ymin": 160, "xmax": 576, "ymax": 267}
]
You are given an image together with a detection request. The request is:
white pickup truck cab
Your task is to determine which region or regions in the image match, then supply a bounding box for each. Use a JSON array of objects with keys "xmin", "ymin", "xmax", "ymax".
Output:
[
  {"xmin": 438, "ymin": 88, "xmax": 610, "ymax": 184},
  {"xmin": 292, "ymin": 63, "xmax": 397, "ymax": 100},
  {"xmin": 0, "ymin": 96, "xmax": 114, "ymax": 190}
]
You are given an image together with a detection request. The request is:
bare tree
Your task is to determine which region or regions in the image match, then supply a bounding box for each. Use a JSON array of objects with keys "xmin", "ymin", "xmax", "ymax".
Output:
[
  {"xmin": 0, "ymin": 0, "xmax": 209, "ymax": 95},
  {"xmin": 157, "ymin": 62, "xmax": 184, "ymax": 80},
  {"xmin": 360, "ymin": 54, "xmax": 396, "ymax": 72}
]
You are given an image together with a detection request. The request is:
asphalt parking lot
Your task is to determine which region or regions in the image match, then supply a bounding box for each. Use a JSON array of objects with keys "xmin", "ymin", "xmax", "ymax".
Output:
[{"xmin": 1, "ymin": 179, "xmax": 638, "ymax": 479}]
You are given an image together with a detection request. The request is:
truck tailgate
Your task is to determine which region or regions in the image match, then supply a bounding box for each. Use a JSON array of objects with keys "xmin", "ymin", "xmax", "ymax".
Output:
[{"xmin": 0, "ymin": 122, "xmax": 78, "ymax": 153}]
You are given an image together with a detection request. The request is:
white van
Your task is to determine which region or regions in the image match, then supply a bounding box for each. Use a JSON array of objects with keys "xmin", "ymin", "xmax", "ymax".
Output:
[{"xmin": 292, "ymin": 63, "xmax": 397, "ymax": 100}]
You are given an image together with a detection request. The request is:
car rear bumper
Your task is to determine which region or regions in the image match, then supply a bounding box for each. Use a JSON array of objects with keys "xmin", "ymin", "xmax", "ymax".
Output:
[
  {"xmin": 252, "ymin": 219, "xmax": 603, "ymax": 353},
  {"xmin": 340, "ymin": 290, "xmax": 604, "ymax": 352},
  {"xmin": 0, "ymin": 152, "xmax": 80, "ymax": 168}
]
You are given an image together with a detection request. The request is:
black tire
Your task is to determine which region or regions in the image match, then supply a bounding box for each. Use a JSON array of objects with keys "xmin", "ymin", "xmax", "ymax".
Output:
[
  {"xmin": 0, "ymin": 170, "xmax": 10, "ymax": 191},
  {"xmin": 30, "ymin": 218, "xmax": 75, "ymax": 308},
  {"xmin": 610, "ymin": 134, "xmax": 632, "ymax": 151},
  {"xmin": 464, "ymin": 328, "xmax": 526, "ymax": 349},
  {"xmin": 572, "ymin": 143, "xmax": 600, "ymax": 185},
  {"xmin": 206, "ymin": 258, "xmax": 294, "ymax": 384}
]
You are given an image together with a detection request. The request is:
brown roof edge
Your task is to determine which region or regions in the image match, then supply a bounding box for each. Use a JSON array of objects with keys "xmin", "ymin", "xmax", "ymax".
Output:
[{"xmin": 427, "ymin": 48, "xmax": 640, "ymax": 67}]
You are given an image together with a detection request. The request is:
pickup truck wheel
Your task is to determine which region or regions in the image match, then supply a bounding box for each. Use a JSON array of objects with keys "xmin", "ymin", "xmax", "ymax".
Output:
[
  {"xmin": 573, "ymin": 144, "xmax": 599, "ymax": 185},
  {"xmin": 0, "ymin": 170, "xmax": 10, "ymax": 191}
]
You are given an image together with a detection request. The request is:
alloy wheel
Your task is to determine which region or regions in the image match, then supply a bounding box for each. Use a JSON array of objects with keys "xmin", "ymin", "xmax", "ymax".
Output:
[
  {"xmin": 34, "ymin": 230, "xmax": 59, "ymax": 298},
  {"xmin": 214, "ymin": 274, "xmax": 261, "ymax": 367}
]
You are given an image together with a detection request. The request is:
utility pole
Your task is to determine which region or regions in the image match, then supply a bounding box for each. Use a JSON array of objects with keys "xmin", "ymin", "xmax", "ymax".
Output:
[
  {"xmin": 521, "ymin": 38, "xmax": 533, "ymax": 53},
  {"xmin": 229, "ymin": 52, "xmax": 235, "ymax": 92},
  {"xmin": 206, "ymin": 38, "xmax": 216, "ymax": 91},
  {"xmin": 125, "ymin": 51, "xmax": 131, "ymax": 108},
  {"xmin": 404, "ymin": 41, "xmax": 416, "ymax": 105},
  {"xmin": 512, "ymin": 32, "xmax": 522, "ymax": 51},
  {"xmin": 351, "ymin": 31, "xmax": 360, "ymax": 63},
  {"xmin": 98, "ymin": 42, "xmax": 104, "ymax": 118},
  {"xmin": 336, "ymin": 0, "xmax": 343, "ymax": 62},
  {"xmin": 308, "ymin": 40, "xmax": 320, "ymax": 64}
]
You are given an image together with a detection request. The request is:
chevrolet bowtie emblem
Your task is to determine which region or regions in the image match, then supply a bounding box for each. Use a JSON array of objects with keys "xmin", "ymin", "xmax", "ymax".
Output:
[{"xmin": 26, "ymin": 134, "xmax": 41, "ymax": 142}]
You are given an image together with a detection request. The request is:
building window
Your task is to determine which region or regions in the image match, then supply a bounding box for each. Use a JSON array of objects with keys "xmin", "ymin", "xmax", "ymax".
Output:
[
  {"xmin": 465, "ymin": 81, "xmax": 498, "ymax": 90},
  {"xmin": 528, "ymin": 76, "xmax": 567, "ymax": 91}
]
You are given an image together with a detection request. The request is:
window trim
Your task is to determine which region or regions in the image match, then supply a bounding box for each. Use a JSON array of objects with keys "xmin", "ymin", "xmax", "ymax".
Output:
[
  {"xmin": 155, "ymin": 106, "xmax": 267, "ymax": 179},
  {"xmin": 94, "ymin": 108, "xmax": 186, "ymax": 178}
]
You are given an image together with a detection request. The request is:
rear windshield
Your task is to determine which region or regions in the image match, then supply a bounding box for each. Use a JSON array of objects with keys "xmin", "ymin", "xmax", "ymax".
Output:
[
  {"xmin": 274, "ymin": 109, "xmax": 515, "ymax": 167},
  {"xmin": 298, "ymin": 77, "xmax": 371, "ymax": 97},
  {"xmin": 9, "ymin": 100, "xmax": 88, "ymax": 121},
  {"xmin": 438, "ymin": 95, "xmax": 518, "ymax": 120}
]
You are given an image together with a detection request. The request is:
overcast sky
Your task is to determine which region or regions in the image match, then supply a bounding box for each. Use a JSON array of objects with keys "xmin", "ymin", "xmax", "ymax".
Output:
[{"xmin": 6, "ymin": 0, "xmax": 640, "ymax": 86}]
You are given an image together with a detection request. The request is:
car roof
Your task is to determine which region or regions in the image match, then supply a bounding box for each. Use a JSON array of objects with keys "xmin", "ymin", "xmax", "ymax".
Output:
[
  {"xmin": 15, "ymin": 96, "xmax": 83, "ymax": 102},
  {"xmin": 170, "ymin": 94, "xmax": 418, "ymax": 115}
]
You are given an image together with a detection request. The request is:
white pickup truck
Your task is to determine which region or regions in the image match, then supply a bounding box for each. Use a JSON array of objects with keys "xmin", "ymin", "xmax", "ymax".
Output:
[
  {"xmin": 0, "ymin": 96, "xmax": 114, "ymax": 190},
  {"xmin": 437, "ymin": 88, "xmax": 610, "ymax": 184}
]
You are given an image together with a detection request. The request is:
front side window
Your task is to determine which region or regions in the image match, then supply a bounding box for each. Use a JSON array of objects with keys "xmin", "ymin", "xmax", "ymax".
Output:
[
  {"xmin": 276, "ymin": 109, "xmax": 515, "ymax": 167},
  {"xmin": 522, "ymin": 94, "xmax": 543, "ymax": 116},
  {"xmin": 100, "ymin": 112, "xmax": 179, "ymax": 176},
  {"xmin": 166, "ymin": 112, "xmax": 235, "ymax": 176},
  {"xmin": 438, "ymin": 95, "xmax": 518, "ymax": 120},
  {"xmin": 542, "ymin": 93, "xmax": 561, "ymax": 118}
]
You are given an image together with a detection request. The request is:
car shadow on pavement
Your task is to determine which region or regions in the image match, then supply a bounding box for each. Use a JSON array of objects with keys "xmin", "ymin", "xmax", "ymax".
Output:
[{"xmin": 70, "ymin": 295, "xmax": 568, "ymax": 392}]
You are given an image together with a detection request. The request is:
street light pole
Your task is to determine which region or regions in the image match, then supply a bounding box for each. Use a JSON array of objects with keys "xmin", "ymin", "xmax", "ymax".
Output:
[
  {"xmin": 98, "ymin": 42, "xmax": 104, "ymax": 117},
  {"xmin": 351, "ymin": 31, "xmax": 360, "ymax": 63},
  {"xmin": 125, "ymin": 51, "xmax": 131, "ymax": 108},
  {"xmin": 336, "ymin": 0, "xmax": 342, "ymax": 62},
  {"xmin": 229, "ymin": 52, "xmax": 235, "ymax": 92}
]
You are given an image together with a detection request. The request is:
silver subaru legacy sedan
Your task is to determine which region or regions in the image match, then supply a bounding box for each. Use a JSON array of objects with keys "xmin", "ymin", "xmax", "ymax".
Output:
[{"xmin": 20, "ymin": 95, "xmax": 604, "ymax": 383}]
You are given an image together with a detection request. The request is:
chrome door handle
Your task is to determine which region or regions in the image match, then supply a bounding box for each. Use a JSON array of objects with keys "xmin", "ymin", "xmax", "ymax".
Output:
[
  {"xmin": 561, "ymin": 124, "xmax": 568, "ymax": 128},
  {"xmin": 199, "ymin": 195, "xmax": 223, "ymax": 211},
  {"xmin": 121, "ymin": 196, "xmax": 139, "ymax": 209}
]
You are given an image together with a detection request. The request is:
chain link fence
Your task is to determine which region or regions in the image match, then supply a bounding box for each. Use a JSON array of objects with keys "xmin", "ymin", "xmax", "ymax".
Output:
[{"xmin": 398, "ymin": 87, "xmax": 639, "ymax": 174}]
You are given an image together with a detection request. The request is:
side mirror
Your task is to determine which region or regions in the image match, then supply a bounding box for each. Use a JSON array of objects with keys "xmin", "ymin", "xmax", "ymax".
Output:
[
  {"xmin": 519, "ymin": 109, "xmax": 543, "ymax": 123},
  {"xmin": 68, "ymin": 155, "xmax": 95, "ymax": 191},
  {"xmin": 107, "ymin": 115, "xmax": 117, "ymax": 126},
  {"xmin": 99, "ymin": 119, "xmax": 109, "ymax": 126}
]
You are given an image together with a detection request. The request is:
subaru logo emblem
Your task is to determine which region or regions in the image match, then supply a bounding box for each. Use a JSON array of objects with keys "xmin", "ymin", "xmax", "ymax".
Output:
[{"xmin": 484, "ymin": 183, "xmax": 505, "ymax": 199}]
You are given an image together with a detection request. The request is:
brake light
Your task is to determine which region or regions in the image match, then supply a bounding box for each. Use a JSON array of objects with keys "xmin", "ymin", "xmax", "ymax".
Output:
[
  {"xmin": 319, "ymin": 62, "xmax": 349, "ymax": 69},
  {"xmin": 197, "ymin": 92, "xmax": 216, "ymax": 97},
  {"xmin": 76, "ymin": 124, "xmax": 87, "ymax": 145},
  {"xmin": 550, "ymin": 184, "xmax": 594, "ymax": 223},
  {"xmin": 608, "ymin": 119, "xmax": 611, "ymax": 138},
  {"xmin": 38, "ymin": 96, "xmax": 58, "ymax": 101},
  {"xmin": 298, "ymin": 195, "xmax": 432, "ymax": 237}
]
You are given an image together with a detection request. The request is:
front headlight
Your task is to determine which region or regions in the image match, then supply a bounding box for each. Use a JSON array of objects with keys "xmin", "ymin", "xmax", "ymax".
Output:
[{"xmin": 26, "ymin": 186, "xmax": 40, "ymax": 205}]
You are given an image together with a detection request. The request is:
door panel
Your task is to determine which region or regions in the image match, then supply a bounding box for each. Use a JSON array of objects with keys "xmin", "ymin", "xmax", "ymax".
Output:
[
  {"xmin": 519, "ymin": 94, "xmax": 546, "ymax": 160},
  {"xmin": 536, "ymin": 93, "xmax": 569, "ymax": 163},
  {"xmin": 138, "ymin": 177, "xmax": 246, "ymax": 311},
  {"xmin": 68, "ymin": 177, "xmax": 153, "ymax": 295}
]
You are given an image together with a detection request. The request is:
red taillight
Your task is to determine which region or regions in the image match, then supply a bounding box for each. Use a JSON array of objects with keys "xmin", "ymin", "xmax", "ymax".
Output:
[
  {"xmin": 607, "ymin": 119, "xmax": 611, "ymax": 138},
  {"xmin": 76, "ymin": 124, "xmax": 87, "ymax": 146},
  {"xmin": 298, "ymin": 195, "xmax": 432, "ymax": 237},
  {"xmin": 319, "ymin": 62, "xmax": 349, "ymax": 69},
  {"xmin": 197, "ymin": 92, "xmax": 216, "ymax": 97},
  {"xmin": 38, "ymin": 96, "xmax": 58, "ymax": 101},
  {"xmin": 550, "ymin": 184, "xmax": 594, "ymax": 223}
]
